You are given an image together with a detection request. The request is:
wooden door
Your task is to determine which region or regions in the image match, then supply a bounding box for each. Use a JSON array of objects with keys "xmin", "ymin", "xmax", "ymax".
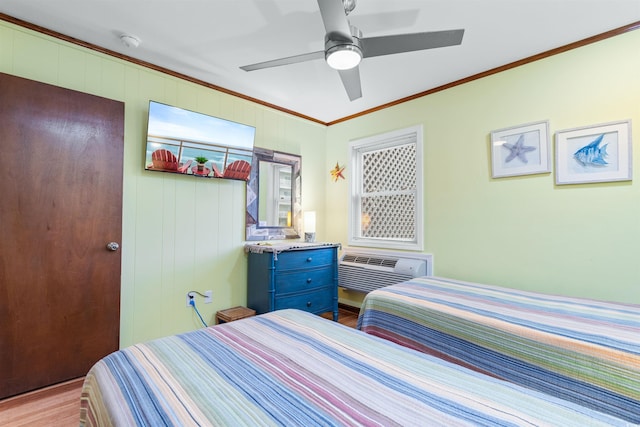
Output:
[{"xmin": 0, "ymin": 73, "xmax": 123, "ymax": 399}]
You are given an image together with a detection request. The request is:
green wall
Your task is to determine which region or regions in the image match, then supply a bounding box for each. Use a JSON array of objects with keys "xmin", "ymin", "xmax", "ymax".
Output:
[
  {"xmin": 0, "ymin": 20, "xmax": 327, "ymax": 347},
  {"xmin": 2, "ymin": 19, "xmax": 638, "ymax": 348},
  {"xmin": 326, "ymin": 30, "xmax": 640, "ymax": 306}
]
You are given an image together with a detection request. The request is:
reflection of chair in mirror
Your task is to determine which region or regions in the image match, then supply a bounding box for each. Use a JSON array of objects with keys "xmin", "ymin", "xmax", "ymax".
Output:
[
  {"xmin": 151, "ymin": 149, "xmax": 178, "ymax": 171},
  {"xmin": 212, "ymin": 160, "xmax": 251, "ymax": 180}
]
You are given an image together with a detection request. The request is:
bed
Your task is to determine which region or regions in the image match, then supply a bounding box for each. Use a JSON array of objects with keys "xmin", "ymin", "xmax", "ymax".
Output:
[
  {"xmin": 80, "ymin": 308, "xmax": 630, "ymax": 426},
  {"xmin": 357, "ymin": 276, "xmax": 640, "ymax": 424}
]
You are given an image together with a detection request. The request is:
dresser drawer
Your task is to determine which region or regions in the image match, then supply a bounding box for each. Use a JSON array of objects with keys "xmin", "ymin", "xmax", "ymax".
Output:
[
  {"xmin": 274, "ymin": 288, "xmax": 333, "ymax": 314},
  {"xmin": 274, "ymin": 248, "xmax": 334, "ymax": 271},
  {"xmin": 275, "ymin": 266, "xmax": 333, "ymax": 295}
]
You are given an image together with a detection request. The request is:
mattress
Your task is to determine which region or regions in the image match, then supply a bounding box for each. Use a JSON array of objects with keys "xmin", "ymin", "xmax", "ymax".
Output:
[
  {"xmin": 80, "ymin": 309, "xmax": 629, "ymax": 426},
  {"xmin": 357, "ymin": 276, "xmax": 640, "ymax": 423}
]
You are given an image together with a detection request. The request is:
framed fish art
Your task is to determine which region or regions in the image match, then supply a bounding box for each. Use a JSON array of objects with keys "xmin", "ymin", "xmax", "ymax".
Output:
[
  {"xmin": 555, "ymin": 120, "xmax": 632, "ymax": 185},
  {"xmin": 490, "ymin": 120, "xmax": 551, "ymax": 178}
]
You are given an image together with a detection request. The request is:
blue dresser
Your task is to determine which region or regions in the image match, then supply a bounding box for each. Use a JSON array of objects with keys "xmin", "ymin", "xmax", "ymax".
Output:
[{"xmin": 246, "ymin": 244, "xmax": 339, "ymax": 321}]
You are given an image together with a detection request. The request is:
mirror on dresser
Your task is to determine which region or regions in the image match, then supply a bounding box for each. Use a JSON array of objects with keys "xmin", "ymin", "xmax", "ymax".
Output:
[{"xmin": 246, "ymin": 147, "xmax": 302, "ymax": 240}]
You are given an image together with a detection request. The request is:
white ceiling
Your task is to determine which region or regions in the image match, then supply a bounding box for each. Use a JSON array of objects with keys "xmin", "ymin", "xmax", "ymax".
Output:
[{"xmin": 1, "ymin": 1, "xmax": 639, "ymax": 123}]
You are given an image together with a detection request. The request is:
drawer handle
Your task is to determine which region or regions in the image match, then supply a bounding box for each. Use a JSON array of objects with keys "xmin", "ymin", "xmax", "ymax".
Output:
[
  {"xmin": 306, "ymin": 301, "xmax": 312, "ymax": 307},
  {"xmin": 306, "ymin": 257, "xmax": 312, "ymax": 262},
  {"xmin": 306, "ymin": 278, "xmax": 312, "ymax": 283}
]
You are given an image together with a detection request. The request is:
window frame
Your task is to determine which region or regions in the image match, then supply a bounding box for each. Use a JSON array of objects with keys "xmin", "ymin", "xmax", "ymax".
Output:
[{"xmin": 348, "ymin": 125, "xmax": 424, "ymax": 251}]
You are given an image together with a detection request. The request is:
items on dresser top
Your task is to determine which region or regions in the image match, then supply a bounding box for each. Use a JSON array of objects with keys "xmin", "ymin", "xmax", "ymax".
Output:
[
  {"xmin": 246, "ymin": 243, "xmax": 340, "ymax": 321},
  {"xmin": 244, "ymin": 241, "xmax": 340, "ymax": 256}
]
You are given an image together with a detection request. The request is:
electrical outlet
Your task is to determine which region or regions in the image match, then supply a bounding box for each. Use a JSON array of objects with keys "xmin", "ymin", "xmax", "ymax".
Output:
[
  {"xmin": 204, "ymin": 290, "xmax": 212, "ymax": 304},
  {"xmin": 186, "ymin": 291, "xmax": 196, "ymax": 308}
]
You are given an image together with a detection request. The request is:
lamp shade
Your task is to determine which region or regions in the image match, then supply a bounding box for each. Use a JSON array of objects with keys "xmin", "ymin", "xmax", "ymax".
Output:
[{"xmin": 304, "ymin": 211, "xmax": 316, "ymax": 233}]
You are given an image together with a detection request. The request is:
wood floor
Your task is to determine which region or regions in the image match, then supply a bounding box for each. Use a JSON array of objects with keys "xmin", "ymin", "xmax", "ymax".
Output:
[
  {"xmin": 321, "ymin": 304, "xmax": 359, "ymax": 327},
  {"xmin": 0, "ymin": 378, "xmax": 84, "ymax": 427},
  {"xmin": 0, "ymin": 306, "xmax": 360, "ymax": 426}
]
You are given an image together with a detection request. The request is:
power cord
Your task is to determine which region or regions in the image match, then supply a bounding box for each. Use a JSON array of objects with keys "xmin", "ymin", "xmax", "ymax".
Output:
[
  {"xmin": 188, "ymin": 290, "xmax": 209, "ymax": 298},
  {"xmin": 188, "ymin": 293, "xmax": 208, "ymax": 328}
]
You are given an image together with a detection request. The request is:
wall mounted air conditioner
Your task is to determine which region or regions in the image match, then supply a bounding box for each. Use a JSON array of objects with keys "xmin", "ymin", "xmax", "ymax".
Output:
[{"xmin": 338, "ymin": 248, "xmax": 433, "ymax": 293}]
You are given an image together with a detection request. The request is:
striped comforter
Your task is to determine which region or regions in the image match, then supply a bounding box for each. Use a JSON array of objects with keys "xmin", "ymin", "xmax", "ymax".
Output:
[
  {"xmin": 80, "ymin": 309, "xmax": 630, "ymax": 426},
  {"xmin": 357, "ymin": 276, "xmax": 640, "ymax": 423}
]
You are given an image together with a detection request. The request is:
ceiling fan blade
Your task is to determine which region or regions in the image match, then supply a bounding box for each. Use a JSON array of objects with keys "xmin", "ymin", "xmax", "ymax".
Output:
[
  {"xmin": 349, "ymin": 10, "xmax": 419, "ymax": 33},
  {"xmin": 361, "ymin": 29, "xmax": 464, "ymax": 58},
  {"xmin": 317, "ymin": 0, "xmax": 353, "ymax": 42},
  {"xmin": 240, "ymin": 51, "xmax": 325, "ymax": 71},
  {"xmin": 338, "ymin": 67, "xmax": 362, "ymax": 101}
]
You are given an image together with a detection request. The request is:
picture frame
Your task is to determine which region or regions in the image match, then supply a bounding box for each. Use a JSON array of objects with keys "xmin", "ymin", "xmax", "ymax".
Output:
[
  {"xmin": 555, "ymin": 120, "xmax": 632, "ymax": 185},
  {"xmin": 490, "ymin": 120, "xmax": 550, "ymax": 178}
]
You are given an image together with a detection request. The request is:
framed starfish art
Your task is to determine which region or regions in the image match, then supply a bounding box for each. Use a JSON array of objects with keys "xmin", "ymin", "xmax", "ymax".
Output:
[{"xmin": 490, "ymin": 120, "xmax": 550, "ymax": 178}]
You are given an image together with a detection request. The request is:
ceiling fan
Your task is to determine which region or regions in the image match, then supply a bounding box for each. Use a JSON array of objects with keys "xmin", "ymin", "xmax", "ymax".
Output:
[{"xmin": 240, "ymin": 0, "xmax": 464, "ymax": 101}]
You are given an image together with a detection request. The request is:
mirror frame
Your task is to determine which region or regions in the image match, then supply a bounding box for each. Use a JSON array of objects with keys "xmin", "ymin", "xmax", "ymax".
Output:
[{"xmin": 246, "ymin": 147, "xmax": 302, "ymax": 240}]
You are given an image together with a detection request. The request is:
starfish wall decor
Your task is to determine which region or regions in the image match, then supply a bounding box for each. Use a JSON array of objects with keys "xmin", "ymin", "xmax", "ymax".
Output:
[
  {"xmin": 503, "ymin": 134, "xmax": 536, "ymax": 164},
  {"xmin": 330, "ymin": 162, "xmax": 345, "ymax": 182},
  {"xmin": 490, "ymin": 120, "xmax": 550, "ymax": 179}
]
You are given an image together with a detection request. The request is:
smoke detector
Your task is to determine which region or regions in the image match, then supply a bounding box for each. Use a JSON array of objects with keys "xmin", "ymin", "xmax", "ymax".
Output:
[{"xmin": 120, "ymin": 34, "xmax": 141, "ymax": 48}]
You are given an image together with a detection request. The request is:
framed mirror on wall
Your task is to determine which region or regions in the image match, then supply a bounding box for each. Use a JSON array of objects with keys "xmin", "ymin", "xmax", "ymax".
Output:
[{"xmin": 246, "ymin": 147, "xmax": 302, "ymax": 240}]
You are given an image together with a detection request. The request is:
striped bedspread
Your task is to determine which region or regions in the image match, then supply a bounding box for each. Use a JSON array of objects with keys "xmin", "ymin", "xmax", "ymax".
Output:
[
  {"xmin": 357, "ymin": 276, "xmax": 640, "ymax": 423},
  {"xmin": 79, "ymin": 309, "xmax": 630, "ymax": 426}
]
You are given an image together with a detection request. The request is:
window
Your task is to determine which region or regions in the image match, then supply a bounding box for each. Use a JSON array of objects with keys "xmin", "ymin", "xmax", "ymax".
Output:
[{"xmin": 348, "ymin": 125, "xmax": 423, "ymax": 251}]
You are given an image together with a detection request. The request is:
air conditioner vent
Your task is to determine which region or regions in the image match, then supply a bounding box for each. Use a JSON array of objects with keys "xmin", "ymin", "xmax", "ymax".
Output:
[
  {"xmin": 343, "ymin": 254, "xmax": 398, "ymax": 268},
  {"xmin": 339, "ymin": 248, "xmax": 433, "ymax": 294}
]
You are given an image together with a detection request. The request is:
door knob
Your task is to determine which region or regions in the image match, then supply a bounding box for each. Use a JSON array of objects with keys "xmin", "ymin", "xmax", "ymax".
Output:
[{"xmin": 106, "ymin": 242, "xmax": 120, "ymax": 251}]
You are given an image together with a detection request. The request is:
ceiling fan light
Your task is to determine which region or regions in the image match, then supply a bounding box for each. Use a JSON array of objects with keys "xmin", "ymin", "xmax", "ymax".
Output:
[{"xmin": 326, "ymin": 45, "xmax": 362, "ymax": 70}]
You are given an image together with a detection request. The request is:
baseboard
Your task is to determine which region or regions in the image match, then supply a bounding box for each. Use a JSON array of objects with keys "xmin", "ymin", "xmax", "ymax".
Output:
[{"xmin": 338, "ymin": 303, "xmax": 360, "ymax": 314}]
